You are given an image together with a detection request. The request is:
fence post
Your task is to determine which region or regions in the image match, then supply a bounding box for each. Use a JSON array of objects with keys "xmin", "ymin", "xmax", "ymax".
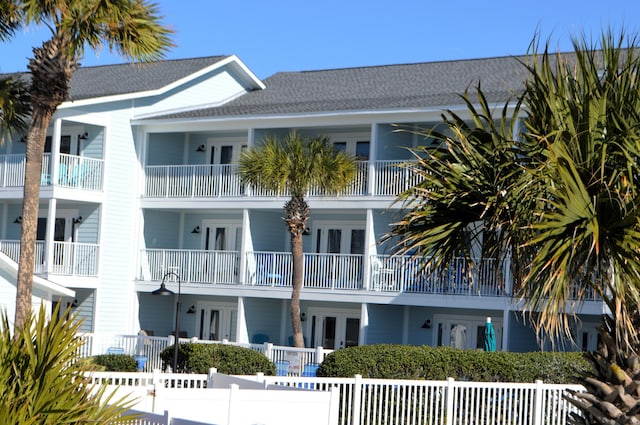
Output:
[
  {"xmin": 351, "ymin": 374, "xmax": 362, "ymax": 425},
  {"xmin": 533, "ymin": 380, "xmax": 544, "ymax": 425},
  {"xmin": 208, "ymin": 368, "xmax": 217, "ymax": 388},
  {"xmin": 445, "ymin": 377, "xmax": 455, "ymax": 425},
  {"xmin": 227, "ymin": 384, "xmax": 239, "ymax": 425},
  {"xmin": 316, "ymin": 346, "xmax": 324, "ymax": 364},
  {"xmin": 152, "ymin": 369, "xmax": 161, "ymax": 386},
  {"xmin": 163, "ymin": 409, "xmax": 171, "ymax": 425},
  {"xmin": 264, "ymin": 342, "xmax": 274, "ymax": 361}
]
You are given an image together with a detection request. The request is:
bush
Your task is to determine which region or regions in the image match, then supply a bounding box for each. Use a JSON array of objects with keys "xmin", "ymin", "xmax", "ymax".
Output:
[
  {"xmin": 160, "ymin": 343, "xmax": 276, "ymax": 375},
  {"xmin": 317, "ymin": 344, "xmax": 589, "ymax": 383},
  {"xmin": 0, "ymin": 306, "xmax": 132, "ymax": 423},
  {"xmin": 91, "ymin": 354, "xmax": 138, "ymax": 372}
]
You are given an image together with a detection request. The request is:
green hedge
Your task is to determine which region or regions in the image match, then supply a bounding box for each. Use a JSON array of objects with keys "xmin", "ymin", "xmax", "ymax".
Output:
[
  {"xmin": 90, "ymin": 354, "xmax": 138, "ymax": 372},
  {"xmin": 160, "ymin": 343, "xmax": 276, "ymax": 375},
  {"xmin": 317, "ymin": 345, "xmax": 589, "ymax": 383}
]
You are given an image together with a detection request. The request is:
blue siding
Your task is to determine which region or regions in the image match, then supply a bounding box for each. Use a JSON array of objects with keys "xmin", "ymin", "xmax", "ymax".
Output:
[
  {"xmin": 75, "ymin": 206, "xmax": 100, "ymax": 244},
  {"xmin": 82, "ymin": 125, "xmax": 104, "ymax": 159},
  {"xmin": 249, "ymin": 211, "xmax": 286, "ymax": 251},
  {"xmin": 366, "ymin": 304, "xmax": 405, "ymax": 344},
  {"xmin": 144, "ymin": 210, "xmax": 180, "ymax": 248},
  {"xmin": 244, "ymin": 298, "xmax": 283, "ymax": 345},
  {"xmin": 147, "ymin": 133, "xmax": 185, "ymax": 165},
  {"xmin": 72, "ymin": 288, "xmax": 95, "ymax": 332}
]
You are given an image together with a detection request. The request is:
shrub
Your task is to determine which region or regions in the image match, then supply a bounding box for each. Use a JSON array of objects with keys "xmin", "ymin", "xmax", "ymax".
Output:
[
  {"xmin": 160, "ymin": 343, "xmax": 276, "ymax": 375},
  {"xmin": 0, "ymin": 306, "xmax": 133, "ymax": 423},
  {"xmin": 317, "ymin": 344, "xmax": 589, "ymax": 383},
  {"xmin": 91, "ymin": 354, "xmax": 138, "ymax": 372}
]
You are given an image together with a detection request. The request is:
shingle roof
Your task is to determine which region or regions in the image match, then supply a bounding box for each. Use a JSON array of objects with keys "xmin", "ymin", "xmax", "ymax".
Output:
[
  {"xmin": 3, "ymin": 56, "xmax": 230, "ymax": 101},
  {"xmin": 152, "ymin": 55, "xmax": 532, "ymax": 120}
]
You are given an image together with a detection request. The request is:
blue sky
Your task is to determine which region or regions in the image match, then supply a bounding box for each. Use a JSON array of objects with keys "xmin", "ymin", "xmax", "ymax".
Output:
[{"xmin": 1, "ymin": 0, "xmax": 639, "ymax": 79}]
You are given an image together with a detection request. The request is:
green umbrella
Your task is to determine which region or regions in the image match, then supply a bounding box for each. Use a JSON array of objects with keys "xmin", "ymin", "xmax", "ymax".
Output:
[{"xmin": 484, "ymin": 317, "xmax": 496, "ymax": 352}]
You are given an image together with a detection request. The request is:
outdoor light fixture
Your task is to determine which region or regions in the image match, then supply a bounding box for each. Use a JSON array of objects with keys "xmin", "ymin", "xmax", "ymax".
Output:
[
  {"xmin": 152, "ymin": 271, "xmax": 181, "ymax": 372},
  {"xmin": 78, "ymin": 132, "xmax": 88, "ymax": 140},
  {"xmin": 195, "ymin": 144, "xmax": 206, "ymax": 152},
  {"xmin": 13, "ymin": 216, "xmax": 22, "ymax": 224},
  {"xmin": 72, "ymin": 216, "xmax": 83, "ymax": 224},
  {"xmin": 191, "ymin": 226, "xmax": 201, "ymax": 234},
  {"xmin": 186, "ymin": 305, "xmax": 196, "ymax": 314},
  {"xmin": 421, "ymin": 319, "xmax": 432, "ymax": 329}
]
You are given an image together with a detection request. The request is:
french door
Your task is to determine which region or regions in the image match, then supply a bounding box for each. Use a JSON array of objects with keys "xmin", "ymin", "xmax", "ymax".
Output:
[
  {"xmin": 309, "ymin": 309, "xmax": 360, "ymax": 349},
  {"xmin": 207, "ymin": 139, "xmax": 245, "ymax": 196},
  {"xmin": 200, "ymin": 221, "xmax": 242, "ymax": 283},
  {"xmin": 196, "ymin": 302, "xmax": 237, "ymax": 341},
  {"xmin": 435, "ymin": 316, "xmax": 502, "ymax": 350},
  {"xmin": 314, "ymin": 223, "xmax": 365, "ymax": 288}
]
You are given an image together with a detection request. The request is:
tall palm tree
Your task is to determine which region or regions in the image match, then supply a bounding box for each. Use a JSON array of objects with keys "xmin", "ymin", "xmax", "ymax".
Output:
[
  {"xmin": 9, "ymin": 0, "xmax": 173, "ymax": 331},
  {"xmin": 238, "ymin": 131, "xmax": 356, "ymax": 348},
  {"xmin": 0, "ymin": 76, "xmax": 30, "ymax": 142},
  {"xmin": 520, "ymin": 32, "xmax": 640, "ymax": 424}
]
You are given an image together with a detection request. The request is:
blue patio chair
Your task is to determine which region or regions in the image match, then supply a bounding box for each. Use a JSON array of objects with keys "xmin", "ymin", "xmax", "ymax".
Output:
[
  {"xmin": 252, "ymin": 333, "xmax": 270, "ymax": 344},
  {"xmin": 302, "ymin": 363, "xmax": 319, "ymax": 377},
  {"xmin": 275, "ymin": 360, "xmax": 290, "ymax": 376}
]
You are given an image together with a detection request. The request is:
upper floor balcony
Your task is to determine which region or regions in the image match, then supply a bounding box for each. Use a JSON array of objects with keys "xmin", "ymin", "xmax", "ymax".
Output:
[
  {"xmin": 0, "ymin": 239, "xmax": 99, "ymax": 277},
  {"xmin": 0, "ymin": 153, "xmax": 104, "ymax": 193},
  {"xmin": 143, "ymin": 160, "xmax": 420, "ymax": 199}
]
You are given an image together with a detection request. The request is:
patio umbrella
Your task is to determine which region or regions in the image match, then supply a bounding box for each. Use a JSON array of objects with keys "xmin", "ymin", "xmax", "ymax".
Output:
[{"xmin": 483, "ymin": 317, "xmax": 496, "ymax": 352}]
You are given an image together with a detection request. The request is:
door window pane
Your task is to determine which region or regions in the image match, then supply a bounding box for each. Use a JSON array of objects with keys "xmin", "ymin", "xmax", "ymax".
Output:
[
  {"xmin": 328, "ymin": 230, "xmax": 341, "ymax": 253},
  {"xmin": 355, "ymin": 141, "xmax": 370, "ymax": 160},
  {"xmin": 220, "ymin": 146, "xmax": 233, "ymax": 164},
  {"xmin": 209, "ymin": 310, "xmax": 220, "ymax": 340},
  {"xmin": 322, "ymin": 317, "xmax": 336, "ymax": 348},
  {"xmin": 450, "ymin": 323, "xmax": 466, "ymax": 349},
  {"xmin": 350, "ymin": 230, "xmax": 365, "ymax": 255},
  {"xmin": 345, "ymin": 318, "xmax": 360, "ymax": 347},
  {"xmin": 215, "ymin": 228, "xmax": 226, "ymax": 250}
]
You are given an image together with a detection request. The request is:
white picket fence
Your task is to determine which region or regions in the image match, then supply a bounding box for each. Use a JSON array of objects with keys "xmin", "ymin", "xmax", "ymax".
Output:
[
  {"xmin": 77, "ymin": 333, "xmax": 331, "ymax": 375},
  {"xmin": 90, "ymin": 370, "xmax": 585, "ymax": 425}
]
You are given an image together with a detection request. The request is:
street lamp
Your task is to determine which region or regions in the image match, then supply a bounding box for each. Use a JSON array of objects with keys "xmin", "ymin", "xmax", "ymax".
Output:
[{"xmin": 152, "ymin": 271, "xmax": 181, "ymax": 373}]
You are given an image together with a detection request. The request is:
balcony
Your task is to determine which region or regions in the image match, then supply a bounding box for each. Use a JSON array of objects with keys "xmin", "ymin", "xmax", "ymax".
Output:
[
  {"xmin": 136, "ymin": 249, "xmax": 516, "ymax": 298},
  {"xmin": 0, "ymin": 153, "xmax": 104, "ymax": 191},
  {"xmin": 143, "ymin": 160, "xmax": 422, "ymax": 199},
  {"xmin": 0, "ymin": 240, "xmax": 99, "ymax": 277}
]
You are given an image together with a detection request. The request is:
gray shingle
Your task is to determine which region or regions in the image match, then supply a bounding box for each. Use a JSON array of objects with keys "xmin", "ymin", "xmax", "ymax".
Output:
[
  {"xmin": 153, "ymin": 55, "xmax": 533, "ymax": 120},
  {"xmin": 2, "ymin": 56, "xmax": 229, "ymax": 101}
]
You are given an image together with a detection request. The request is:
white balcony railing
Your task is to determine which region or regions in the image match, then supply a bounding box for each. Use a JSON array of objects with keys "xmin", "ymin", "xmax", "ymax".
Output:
[
  {"xmin": 143, "ymin": 160, "xmax": 420, "ymax": 199},
  {"xmin": 0, "ymin": 153, "xmax": 103, "ymax": 191},
  {"xmin": 0, "ymin": 239, "xmax": 98, "ymax": 276},
  {"xmin": 138, "ymin": 248, "xmax": 241, "ymax": 284}
]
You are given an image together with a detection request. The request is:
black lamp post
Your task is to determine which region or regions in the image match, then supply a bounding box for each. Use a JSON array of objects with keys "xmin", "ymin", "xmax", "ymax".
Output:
[{"xmin": 152, "ymin": 271, "xmax": 181, "ymax": 373}]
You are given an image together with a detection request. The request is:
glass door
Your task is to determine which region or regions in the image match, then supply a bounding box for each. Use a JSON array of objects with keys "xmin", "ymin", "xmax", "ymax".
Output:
[
  {"xmin": 202, "ymin": 221, "xmax": 242, "ymax": 284},
  {"xmin": 196, "ymin": 303, "xmax": 237, "ymax": 341},
  {"xmin": 311, "ymin": 310, "xmax": 360, "ymax": 349},
  {"xmin": 315, "ymin": 224, "xmax": 364, "ymax": 288},
  {"xmin": 207, "ymin": 139, "xmax": 245, "ymax": 196}
]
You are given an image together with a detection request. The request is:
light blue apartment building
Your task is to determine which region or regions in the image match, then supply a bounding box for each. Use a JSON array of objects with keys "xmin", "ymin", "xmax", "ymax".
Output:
[{"xmin": 0, "ymin": 54, "xmax": 604, "ymax": 352}]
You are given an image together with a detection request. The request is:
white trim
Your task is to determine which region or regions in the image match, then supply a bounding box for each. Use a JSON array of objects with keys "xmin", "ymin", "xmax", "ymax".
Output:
[{"xmin": 58, "ymin": 56, "xmax": 265, "ymax": 109}]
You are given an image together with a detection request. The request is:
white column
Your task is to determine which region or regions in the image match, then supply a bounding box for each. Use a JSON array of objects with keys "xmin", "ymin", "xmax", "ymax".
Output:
[
  {"xmin": 359, "ymin": 303, "xmax": 368, "ymax": 346},
  {"xmin": 501, "ymin": 308, "xmax": 510, "ymax": 351},
  {"xmin": 362, "ymin": 209, "xmax": 375, "ymax": 290},
  {"xmin": 51, "ymin": 118, "xmax": 62, "ymax": 184},
  {"xmin": 239, "ymin": 208, "xmax": 252, "ymax": 284},
  {"xmin": 236, "ymin": 296, "xmax": 249, "ymax": 343},
  {"xmin": 45, "ymin": 198, "xmax": 57, "ymax": 274},
  {"xmin": 368, "ymin": 123, "xmax": 378, "ymax": 195}
]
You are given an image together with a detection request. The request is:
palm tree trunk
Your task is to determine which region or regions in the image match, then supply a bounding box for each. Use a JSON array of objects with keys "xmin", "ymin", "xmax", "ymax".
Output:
[
  {"xmin": 14, "ymin": 107, "xmax": 53, "ymax": 331},
  {"xmin": 289, "ymin": 229, "xmax": 304, "ymax": 348}
]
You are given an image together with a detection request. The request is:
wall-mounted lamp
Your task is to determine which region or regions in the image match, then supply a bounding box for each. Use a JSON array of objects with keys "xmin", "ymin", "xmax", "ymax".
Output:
[
  {"xmin": 186, "ymin": 305, "xmax": 196, "ymax": 314},
  {"xmin": 191, "ymin": 226, "xmax": 201, "ymax": 234},
  {"xmin": 300, "ymin": 312, "xmax": 306, "ymax": 322},
  {"xmin": 72, "ymin": 216, "xmax": 83, "ymax": 224},
  {"xmin": 421, "ymin": 319, "xmax": 432, "ymax": 329},
  {"xmin": 13, "ymin": 216, "xmax": 22, "ymax": 224},
  {"xmin": 302, "ymin": 227, "xmax": 310, "ymax": 236},
  {"xmin": 78, "ymin": 132, "xmax": 88, "ymax": 140},
  {"xmin": 71, "ymin": 299, "xmax": 78, "ymax": 308},
  {"xmin": 195, "ymin": 144, "xmax": 206, "ymax": 152}
]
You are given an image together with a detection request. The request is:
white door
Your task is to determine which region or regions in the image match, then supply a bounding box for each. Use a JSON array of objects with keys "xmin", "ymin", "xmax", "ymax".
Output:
[
  {"xmin": 309, "ymin": 310, "xmax": 360, "ymax": 349},
  {"xmin": 199, "ymin": 222, "xmax": 242, "ymax": 283},
  {"xmin": 314, "ymin": 224, "xmax": 365, "ymax": 288},
  {"xmin": 435, "ymin": 316, "xmax": 502, "ymax": 350},
  {"xmin": 196, "ymin": 302, "xmax": 237, "ymax": 341},
  {"xmin": 206, "ymin": 139, "xmax": 245, "ymax": 196}
]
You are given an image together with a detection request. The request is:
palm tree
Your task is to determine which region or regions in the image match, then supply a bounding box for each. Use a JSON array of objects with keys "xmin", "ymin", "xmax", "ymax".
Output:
[
  {"xmin": 238, "ymin": 131, "xmax": 356, "ymax": 348},
  {"xmin": 385, "ymin": 90, "xmax": 529, "ymax": 294},
  {"xmin": 0, "ymin": 76, "xmax": 30, "ymax": 142},
  {"xmin": 7, "ymin": 0, "xmax": 173, "ymax": 331},
  {"xmin": 519, "ymin": 32, "xmax": 640, "ymax": 424}
]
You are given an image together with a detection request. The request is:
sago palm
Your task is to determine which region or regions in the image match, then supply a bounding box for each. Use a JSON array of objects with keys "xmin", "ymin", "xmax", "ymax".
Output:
[
  {"xmin": 0, "ymin": 305, "xmax": 133, "ymax": 423},
  {"xmin": 238, "ymin": 131, "xmax": 356, "ymax": 347},
  {"xmin": 520, "ymin": 31, "xmax": 640, "ymax": 424},
  {"xmin": 6, "ymin": 0, "xmax": 173, "ymax": 330}
]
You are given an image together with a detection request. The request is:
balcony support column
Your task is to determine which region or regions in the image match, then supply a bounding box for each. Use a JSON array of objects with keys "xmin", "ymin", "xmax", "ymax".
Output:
[
  {"xmin": 359, "ymin": 302, "xmax": 369, "ymax": 346},
  {"xmin": 51, "ymin": 118, "xmax": 62, "ymax": 185},
  {"xmin": 367, "ymin": 124, "xmax": 378, "ymax": 196},
  {"xmin": 362, "ymin": 209, "xmax": 375, "ymax": 290},
  {"xmin": 44, "ymin": 198, "xmax": 57, "ymax": 274}
]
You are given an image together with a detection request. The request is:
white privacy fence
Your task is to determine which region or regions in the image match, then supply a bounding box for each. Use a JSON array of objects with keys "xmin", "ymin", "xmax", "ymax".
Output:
[{"xmin": 89, "ymin": 370, "xmax": 584, "ymax": 425}]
